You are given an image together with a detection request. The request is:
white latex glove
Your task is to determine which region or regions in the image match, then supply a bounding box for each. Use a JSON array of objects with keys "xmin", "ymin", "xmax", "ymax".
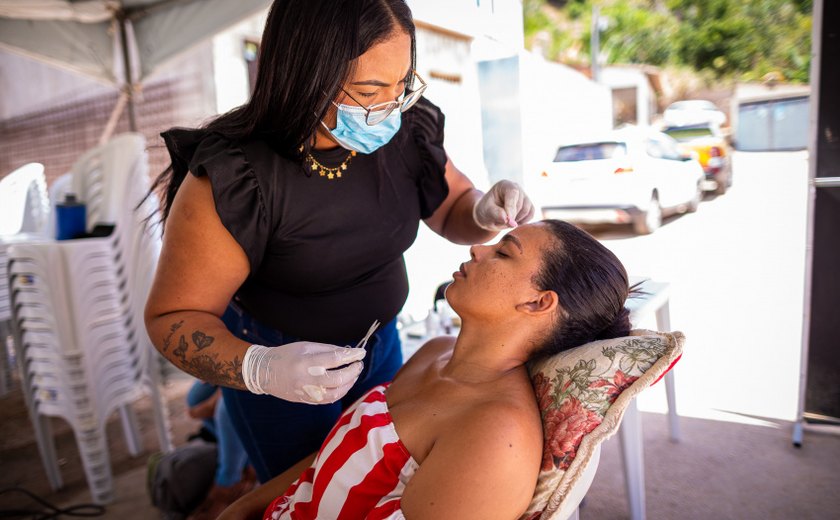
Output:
[
  {"xmin": 242, "ymin": 342, "xmax": 366, "ymax": 404},
  {"xmin": 472, "ymin": 180, "xmax": 535, "ymax": 231}
]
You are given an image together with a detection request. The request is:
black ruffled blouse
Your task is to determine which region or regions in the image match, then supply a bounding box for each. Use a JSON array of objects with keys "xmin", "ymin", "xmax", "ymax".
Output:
[{"xmin": 161, "ymin": 97, "xmax": 449, "ymax": 343}]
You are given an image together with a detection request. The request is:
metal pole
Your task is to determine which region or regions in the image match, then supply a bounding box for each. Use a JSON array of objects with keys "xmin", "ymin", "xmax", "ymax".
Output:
[
  {"xmin": 793, "ymin": 0, "xmax": 823, "ymax": 448},
  {"xmin": 118, "ymin": 12, "xmax": 137, "ymax": 132},
  {"xmin": 591, "ymin": 5, "xmax": 600, "ymax": 83}
]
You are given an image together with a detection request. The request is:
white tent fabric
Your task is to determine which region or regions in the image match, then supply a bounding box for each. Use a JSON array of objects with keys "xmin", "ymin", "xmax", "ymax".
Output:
[{"xmin": 0, "ymin": 0, "xmax": 270, "ymax": 86}]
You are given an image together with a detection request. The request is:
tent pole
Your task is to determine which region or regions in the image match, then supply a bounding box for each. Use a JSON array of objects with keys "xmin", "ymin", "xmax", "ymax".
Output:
[
  {"xmin": 100, "ymin": 91, "xmax": 129, "ymax": 145},
  {"xmin": 118, "ymin": 12, "xmax": 137, "ymax": 132}
]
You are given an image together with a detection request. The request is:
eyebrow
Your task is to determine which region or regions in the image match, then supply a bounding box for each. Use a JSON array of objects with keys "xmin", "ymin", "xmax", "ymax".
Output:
[
  {"xmin": 351, "ymin": 68, "xmax": 412, "ymax": 87},
  {"xmin": 350, "ymin": 79, "xmax": 392, "ymax": 87},
  {"xmin": 500, "ymin": 234, "xmax": 524, "ymax": 254}
]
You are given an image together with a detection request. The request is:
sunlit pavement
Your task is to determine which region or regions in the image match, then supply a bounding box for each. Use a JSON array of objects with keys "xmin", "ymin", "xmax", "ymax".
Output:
[
  {"xmin": 405, "ymin": 150, "xmax": 810, "ymax": 425},
  {"xmin": 597, "ymin": 151, "xmax": 809, "ymax": 425}
]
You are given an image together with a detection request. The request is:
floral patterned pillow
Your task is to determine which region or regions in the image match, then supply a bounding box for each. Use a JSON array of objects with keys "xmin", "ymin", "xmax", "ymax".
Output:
[{"xmin": 520, "ymin": 329, "xmax": 685, "ymax": 520}]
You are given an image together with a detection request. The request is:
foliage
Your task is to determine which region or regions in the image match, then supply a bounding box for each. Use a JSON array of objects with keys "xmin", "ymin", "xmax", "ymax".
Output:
[{"xmin": 523, "ymin": 0, "xmax": 812, "ymax": 83}]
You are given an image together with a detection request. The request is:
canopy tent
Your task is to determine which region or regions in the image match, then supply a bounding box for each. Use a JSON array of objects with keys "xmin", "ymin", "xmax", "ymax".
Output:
[{"xmin": 0, "ymin": 0, "xmax": 270, "ymax": 132}]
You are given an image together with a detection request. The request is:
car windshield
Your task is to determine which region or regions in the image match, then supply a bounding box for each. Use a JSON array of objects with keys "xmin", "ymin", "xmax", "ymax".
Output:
[
  {"xmin": 663, "ymin": 127, "xmax": 714, "ymax": 142},
  {"xmin": 669, "ymin": 100, "xmax": 716, "ymax": 111},
  {"xmin": 554, "ymin": 142, "xmax": 627, "ymax": 162}
]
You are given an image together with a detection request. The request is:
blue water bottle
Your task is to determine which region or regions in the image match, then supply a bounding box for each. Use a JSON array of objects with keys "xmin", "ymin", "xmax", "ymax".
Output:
[{"xmin": 55, "ymin": 193, "xmax": 87, "ymax": 240}]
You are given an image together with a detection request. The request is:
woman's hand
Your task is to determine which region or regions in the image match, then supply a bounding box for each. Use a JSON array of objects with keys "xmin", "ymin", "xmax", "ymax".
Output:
[
  {"xmin": 472, "ymin": 180, "xmax": 535, "ymax": 231},
  {"xmin": 242, "ymin": 342, "xmax": 367, "ymax": 404}
]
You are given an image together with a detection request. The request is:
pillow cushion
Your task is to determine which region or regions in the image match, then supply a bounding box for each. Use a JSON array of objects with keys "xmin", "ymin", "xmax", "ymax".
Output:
[{"xmin": 521, "ymin": 329, "xmax": 685, "ymax": 520}]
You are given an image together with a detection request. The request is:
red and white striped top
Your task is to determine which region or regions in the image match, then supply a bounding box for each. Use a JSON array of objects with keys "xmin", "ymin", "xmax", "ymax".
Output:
[{"xmin": 264, "ymin": 384, "xmax": 418, "ymax": 520}]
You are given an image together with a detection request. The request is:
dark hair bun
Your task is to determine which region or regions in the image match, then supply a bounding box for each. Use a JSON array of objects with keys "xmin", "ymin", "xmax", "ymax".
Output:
[{"xmin": 595, "ymin": 307, "xmax": 631, "ymax": 340}]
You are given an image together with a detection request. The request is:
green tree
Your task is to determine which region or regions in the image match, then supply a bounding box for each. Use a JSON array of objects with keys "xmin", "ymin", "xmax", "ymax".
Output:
[
  {"xmin": 597, "ymin": 1, "xmax": 680, "ymax": 66},
  {"xmin": 523, "ymin": 0, "xmax": 812, "ymax": 83}
]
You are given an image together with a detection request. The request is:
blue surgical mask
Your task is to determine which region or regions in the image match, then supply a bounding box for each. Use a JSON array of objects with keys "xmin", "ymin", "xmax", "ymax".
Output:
[{"xmin": 322, "ymin": 103, "xmax": 402, "ymax": 154}]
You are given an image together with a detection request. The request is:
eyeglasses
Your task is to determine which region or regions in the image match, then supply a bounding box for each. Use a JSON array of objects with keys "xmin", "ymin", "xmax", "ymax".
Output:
[{"xmin": 340, "ymin": 70, "xmax": 428, "ymax": 126}]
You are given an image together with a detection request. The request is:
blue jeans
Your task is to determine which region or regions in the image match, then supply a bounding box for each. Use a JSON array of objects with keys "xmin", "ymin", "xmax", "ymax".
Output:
[
  {"xmin": 219, "ymin": 301, "xmax": 403, "ymax": 483},
  {"xmin": 186, "ymin": 380, "xmax": 250, "ymax": 487}
]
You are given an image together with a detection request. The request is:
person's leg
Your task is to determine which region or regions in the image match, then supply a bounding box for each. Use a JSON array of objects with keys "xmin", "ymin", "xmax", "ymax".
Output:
[
  {"xmin": 186, "ymin": 380, "xmax": 218, "ymax": 437},
  {"xmin": 213, "ymin": 397, "xmax": 249, "ymax": 486},
  {"xmin": 184, "ymin": 396, "xmax": 256, "ymax": 520}
]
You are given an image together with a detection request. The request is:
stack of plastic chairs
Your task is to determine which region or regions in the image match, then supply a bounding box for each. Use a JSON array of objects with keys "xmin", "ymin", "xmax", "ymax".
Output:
[
  {"xmin": 7, "ymin": 133, "xmax": 173, "ymax": 504},
  {"xmin": 0, "ymin": 162, "xmax": 50, "ymax": 237},
  {"xmin": 0, "ymin": 162, "xmax": 50, "ymax": 396}
]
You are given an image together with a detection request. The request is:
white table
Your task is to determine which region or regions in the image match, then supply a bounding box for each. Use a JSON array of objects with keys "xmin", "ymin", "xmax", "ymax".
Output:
[
  {"xmin": 398, "ymin": 277, "xmax": 678, "ymax": 520},
  {"xmin": 620, "ymin": 278, "xmax": 679, "ymax": 520}
]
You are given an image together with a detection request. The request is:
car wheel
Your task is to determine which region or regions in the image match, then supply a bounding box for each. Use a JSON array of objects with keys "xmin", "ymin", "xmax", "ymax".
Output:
[
  {"xmin": 687, "ymin": 182, "xmax": 702, "ymax": 213},
  {"xmin": 634, "ymin": 193, "xmax": 662, "ymax": 235},
  {"xmin": 715, "ymin": 177, "xmax": 728, "ymax": 195}
]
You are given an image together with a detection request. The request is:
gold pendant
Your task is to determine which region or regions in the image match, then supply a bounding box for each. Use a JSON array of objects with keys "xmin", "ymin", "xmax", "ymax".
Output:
[{"xmin": 306, "ymin": 151, "xmax": 354, "ymax": 180}]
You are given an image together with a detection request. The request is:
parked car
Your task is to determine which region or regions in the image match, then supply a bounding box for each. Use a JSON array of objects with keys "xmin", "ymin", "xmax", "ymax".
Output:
[
  {"xmin": 538, "ymin": 128, "xmax": 704, "ymax": 234},
  {"xmin": 662, "ymin": 122, "xmax": 733, "ymax": 195},
  {"xmin": 663, "ymin": 99, "xmax": 727, "ymax": 127}
]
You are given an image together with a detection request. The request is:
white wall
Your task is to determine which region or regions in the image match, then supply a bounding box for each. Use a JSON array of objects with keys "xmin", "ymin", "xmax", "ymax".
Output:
[
  {"xmin": 211, "ymin": 11, "xmax": 268, "ymax": 114},
  {"xmin": 409, "ymin": 0, "xmax": 523, "ymax": 60},
  {"xmin": 601, "ymin": 66, "xmax": 654, "ymax": 127},
  {"xmin": 402, "ymin": 0, "xmax": 526, "ymax": 322},
  {"xmin": 414, "ymin": 27, "xmax": 486, "ymax": 186},
  {"xmin": 519, "ymin": 52, "xmax": 613, "ymax": 206}
]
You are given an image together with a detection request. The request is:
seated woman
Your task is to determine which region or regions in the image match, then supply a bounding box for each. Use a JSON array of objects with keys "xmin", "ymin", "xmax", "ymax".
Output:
[{"xmin": 220, "ymin": 220, "xmax": 631, "ymax": 520}]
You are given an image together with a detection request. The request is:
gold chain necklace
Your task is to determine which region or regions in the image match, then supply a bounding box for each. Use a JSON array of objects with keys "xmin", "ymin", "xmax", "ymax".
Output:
[{"xmin": 306, "ymin": 150, "xmax": 357, "ymax": 180}]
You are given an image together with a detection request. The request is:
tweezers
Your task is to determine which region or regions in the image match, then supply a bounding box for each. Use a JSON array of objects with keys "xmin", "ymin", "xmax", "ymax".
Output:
[{"xmin": 354, "ymin": 319, "xmax": 381, "ymax": 350}]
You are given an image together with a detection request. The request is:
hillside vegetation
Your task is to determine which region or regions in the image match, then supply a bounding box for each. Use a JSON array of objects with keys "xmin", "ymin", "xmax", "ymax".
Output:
[{"xmin": 524, "ymin": 0, "xmax": 812, "ymax": 83}]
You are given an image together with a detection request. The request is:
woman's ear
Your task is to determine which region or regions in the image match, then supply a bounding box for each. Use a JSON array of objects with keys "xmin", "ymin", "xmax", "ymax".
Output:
[{"xmin": 516, "ymin": 290, "xmax": 558, "ymax": 316}]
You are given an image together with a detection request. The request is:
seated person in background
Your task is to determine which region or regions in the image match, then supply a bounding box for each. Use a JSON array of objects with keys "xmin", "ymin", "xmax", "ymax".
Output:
[
  {"xmin": 220, "ymin": 220, "xmax": 632, "ymax": 520},
  {"xmin": 185, "ymin": 381, "xmax": 255, "ymax": 520}
]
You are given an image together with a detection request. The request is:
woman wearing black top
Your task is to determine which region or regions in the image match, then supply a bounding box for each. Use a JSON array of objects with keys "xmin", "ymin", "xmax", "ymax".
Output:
[{"xmin": 144, "ymin": 0, "xmax": 534, "ymax": 488}]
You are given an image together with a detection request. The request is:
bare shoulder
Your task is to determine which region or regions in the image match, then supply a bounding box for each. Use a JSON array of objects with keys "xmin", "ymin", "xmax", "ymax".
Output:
[
  {"xmin": 438, "ymin": 372, "xmax": 543, "ymax": 476},
  {"xmin": 401, "ymin": 373, "xmax": 542, "ymax": 519},
  {"xmin": 462, "ymin": 382, "xmax": 542, "ymax": 451}
]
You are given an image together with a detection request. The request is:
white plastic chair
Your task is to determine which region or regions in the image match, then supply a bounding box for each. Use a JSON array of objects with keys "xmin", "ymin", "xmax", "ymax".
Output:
[
  {"xmin": 6, "ymin": 133, "xmax": 173, "ymax": 504},
  {"xmin": 552, "ymin": 445, "xmax": 601, "ymax": 520},
  {"xmin": 0, "ymin": 162, "xmax": 49, "ymax": 236},
  {"xmin": 0, "ymin": 163, "xmax": 49, "ymax": 396}
]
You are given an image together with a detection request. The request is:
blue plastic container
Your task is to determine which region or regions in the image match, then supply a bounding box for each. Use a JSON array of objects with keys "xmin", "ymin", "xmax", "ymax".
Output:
[{"xmin": 55, "ymin": 193, "xmax": 87, "ymax": 240}]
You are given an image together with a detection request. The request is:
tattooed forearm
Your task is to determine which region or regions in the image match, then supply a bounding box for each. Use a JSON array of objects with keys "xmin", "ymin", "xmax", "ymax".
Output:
[
  {"xmin": 162, "ymin": 320, "xmax": 184, "ymax": 352},
  {"xmin": 173, "ymin": 335, "xmax": 189, "ymax": 363},
  {"xmin": 157, "ymin": 319, "xmax": 244, "ymax": 389},
  {"xmin": 187, "ymin": 353, "xmax": 245, "ymax": 387},
  {"xmin": 192, "ymin": 331, "xmax": 215, "ymax": 351}
]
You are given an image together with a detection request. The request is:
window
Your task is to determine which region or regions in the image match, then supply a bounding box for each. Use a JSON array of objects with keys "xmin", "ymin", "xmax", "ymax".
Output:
[
  {"xmin": 663, "ymin": 126, "xmax": 715, "ymax": 142},
  {"xmin": 554, "ymin": 142, "xmax": 627, "ymax": 162},
  {"xmin": 646, "ymin": 137, "xmax": 684, "ymax": 161}
]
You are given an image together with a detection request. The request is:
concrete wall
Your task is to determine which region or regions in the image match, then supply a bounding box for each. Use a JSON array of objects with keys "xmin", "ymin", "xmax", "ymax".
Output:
[
  {"xmin": 211, "ymin": 11, "xmax": 268, "ymax": 115},
  {"xmin": 476, "ymin": 52, "xmax": 612, "ymax": 207},
  {"xmin": 408, "ymin": 0, "xmax": 523, "ymax": 61},
  {"xmin": 601, "ymin": 66, "xmax": 655, "ymax": 127},
  {"xmin": 402, "ymin": 0, "xmax": 526, "ymax": 321},
  {"xmin": 519, "ymin": 53, "xmax": 612, "ymax": 201}
]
